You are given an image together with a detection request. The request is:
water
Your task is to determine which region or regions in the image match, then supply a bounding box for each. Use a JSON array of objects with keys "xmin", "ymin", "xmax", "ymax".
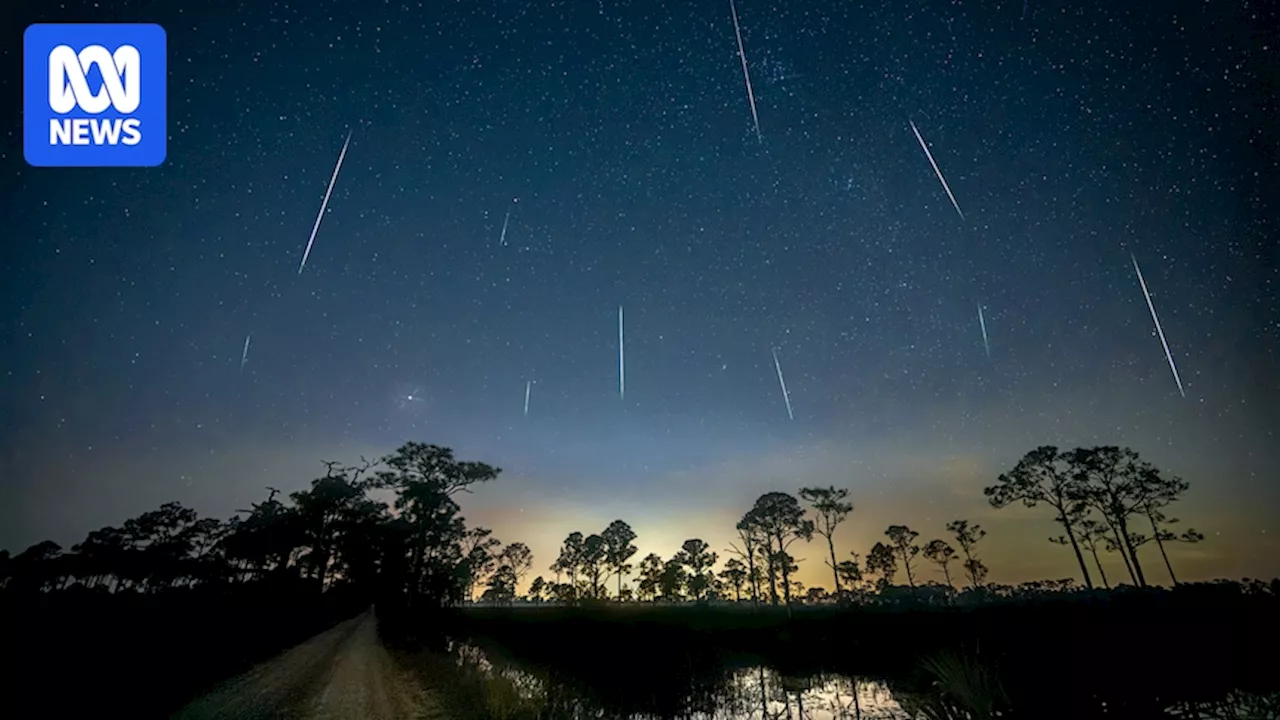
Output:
[{"xmin": 438, "ymin": 641, "xmax": 1279, "ymax": 720}]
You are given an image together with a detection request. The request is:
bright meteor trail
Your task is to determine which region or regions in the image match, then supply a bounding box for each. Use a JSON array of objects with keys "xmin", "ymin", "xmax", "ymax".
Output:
[
  {"xmin": 728, "ymin": 0, "xmax": 762, "ymax": 144},
  {"xmin": 240, "ymin": 333, "xmax": 251, "ymax": 373},
  {"xmin": 908, "ymin": 119, "xmax": 965, "ymax": 221},
  {"xmin": 771, "ymin": 347, "xmax": 794, "ymax": 421},
  {"xmin": 1131, "ymin": 253, "xmax": 1186, "ymax": 398},
  {"xmin": 977, "ymin": 304, "xmax": 991, "ymax": 359},
  {"xmin": 524, "ymin": 380, "xmax": 532, "ymax": 416},
  {"xmin": 298, "ymin": 129, "xmax": 353, "ymax": 275}
]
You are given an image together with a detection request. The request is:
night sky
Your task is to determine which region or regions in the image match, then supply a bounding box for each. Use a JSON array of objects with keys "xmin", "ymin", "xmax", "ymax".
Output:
[{"xmin": 3, "ymin": 0, "xmax": 1277, "ymax": 589}]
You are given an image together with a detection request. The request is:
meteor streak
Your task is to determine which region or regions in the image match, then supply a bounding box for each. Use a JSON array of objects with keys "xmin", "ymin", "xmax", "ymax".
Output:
[
  {"xmin": 298, "ymin": 129, "xmax": 353, "ymax": 275},
  {"xmin": 240, "ymin": 333, "xmax": 251, "ymax": 373},
  {"xmin": 1131, "ymin": 253, "xmax": 1186, "ymax": 398},
  {"xmin": 908, "ymin": 119, "xmax": 965, "ymax": 221},
  {"xmin": 977, "ymin": 304, "xmax": 991, "ymax": 359},
  {"xmin": 499, "ymin": 209, "xmax": 511, "ymax": 246},
  {"xmin": 618, "ymin": 306, "xmax": 625, "ymax": 400},
  {"xmin": 728, "ymin": 0, "xmax": 762, "ymax": 144},
  {"xmin": 524, "ymin": 380, "xmax": 532, "ymax": 416},
  {"xmin": 771, "ymin": 347, "xmax": 794, "ymax": 421}
]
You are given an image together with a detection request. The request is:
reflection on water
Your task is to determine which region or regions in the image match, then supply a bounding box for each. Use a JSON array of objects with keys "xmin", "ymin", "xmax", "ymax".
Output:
[{"xmin": 441, "ymin": 641, "xmax": 1279, "ymax": 720}]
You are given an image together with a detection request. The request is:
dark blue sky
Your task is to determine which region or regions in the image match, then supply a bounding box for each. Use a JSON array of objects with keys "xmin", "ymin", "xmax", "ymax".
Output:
[{"xmin": 2, "ymin": 0, "xmax": 1276, "ymax": 585}]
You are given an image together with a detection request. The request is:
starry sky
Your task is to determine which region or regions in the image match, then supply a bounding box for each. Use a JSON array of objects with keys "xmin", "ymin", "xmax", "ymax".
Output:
[{"xmin": 2, "ymin": 0, "xmax": 1277, "ymax": 590}]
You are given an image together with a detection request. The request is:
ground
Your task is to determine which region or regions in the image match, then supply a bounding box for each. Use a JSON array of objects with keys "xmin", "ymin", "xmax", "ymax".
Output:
[{"xmin": 173, "ymin": 609, "xmax": 444, "ymax": 720}]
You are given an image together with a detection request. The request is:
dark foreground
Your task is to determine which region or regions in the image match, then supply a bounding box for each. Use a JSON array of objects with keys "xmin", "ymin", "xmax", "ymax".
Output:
[
  {"xmin": 442, "ymin": 585, "xmax": 1280, "ymax": 719},
  {"xmin": 0, "ymin": 584, "xmax": 366, "ymax": 718}
]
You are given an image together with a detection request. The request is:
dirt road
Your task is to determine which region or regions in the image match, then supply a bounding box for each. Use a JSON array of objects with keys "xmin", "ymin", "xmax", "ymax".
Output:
[{"xmin": 172, "ymin": 609, "xmax": 444, "ymax": 720}]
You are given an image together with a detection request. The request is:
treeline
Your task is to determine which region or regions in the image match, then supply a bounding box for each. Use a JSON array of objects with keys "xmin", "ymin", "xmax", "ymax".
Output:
[
  {"xmin": 0, "ymin": 443, "xmax": 1227, "ymax": 609},
  {"xmin": 0, "ymin": 442, "xmax": 509, "ymax": 609},
  {"xmin": 489, "ymin": 445, "xmax": 1212, "ymax": 608}
]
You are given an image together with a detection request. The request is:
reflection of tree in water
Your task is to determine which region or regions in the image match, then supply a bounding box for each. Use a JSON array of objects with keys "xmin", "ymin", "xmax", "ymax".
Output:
[{"xmin": 440, "ymin": 643, "xmax": 1278, "ymax": 720}]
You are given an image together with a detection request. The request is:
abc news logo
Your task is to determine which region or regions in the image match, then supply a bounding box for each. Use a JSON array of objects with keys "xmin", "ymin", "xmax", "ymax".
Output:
[
  {"xmin": 48, "ymin": 44, "xmax": 144, "ymax": 147},
  {"xmin": 24, "ymin": 23, "xmax": 167, "ymax": 168}
]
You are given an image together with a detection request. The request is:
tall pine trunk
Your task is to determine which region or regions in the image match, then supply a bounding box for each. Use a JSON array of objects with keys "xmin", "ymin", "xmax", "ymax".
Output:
[
  {"xmin": 1149, "ymin": 514, "xmax": 1178, "ymax": 585},
  {"xmin": 825, "ymin": 534, "xmax": 842, "ymax": 596},
  {"xmin": 1057, "ymin": 509, "xmax": 1095, "ymax": 589}
]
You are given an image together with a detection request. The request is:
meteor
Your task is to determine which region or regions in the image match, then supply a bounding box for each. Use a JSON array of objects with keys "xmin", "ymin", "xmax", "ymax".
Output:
[
  {"xmin": 298, "ymin": 129, "xmax": 353, "ymax": 275},
  {"xmin": 524, "ymin": 380, "xmax": 532, "ymax": 417},
  {"xmin": 1131, "ymin": 253, "xmax": 1186, "ymax": 397},
  {"xmin": 240, "ymin": 333, "xmax": 251, "ymax": 373},
  {"xmin": 908, "ymin": 119, "xmax": 965, "ymax": 221},
  {"xmin": 771, "ymin": 347, "xmax": 794, "ymax": 421},
  {"xmin": 977, "ymin": 304, "xmax": 991, "ymax": 359},
  {"xmin": 728, "ymin": 0, "xmax": 762, "ymax": 144}
]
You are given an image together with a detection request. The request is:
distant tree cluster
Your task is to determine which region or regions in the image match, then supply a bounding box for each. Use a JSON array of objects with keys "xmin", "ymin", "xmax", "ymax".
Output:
[
  {"xmin": 0, "ymin": 442, "xmax": 512, "ymax": 609},
  {"xmin": 509, "ymin": 445, "xmax": 1209, "ymax": 609},
  {"xmin": 0, "ymin": 443, "xmax": 1210, "ymax": 611}
]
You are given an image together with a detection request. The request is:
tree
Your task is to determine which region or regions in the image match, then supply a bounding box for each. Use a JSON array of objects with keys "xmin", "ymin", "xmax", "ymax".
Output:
[
  {"xmin": 498, "ymin": 542, "xmax": 533, "ymax": 592},
  {"xmin": 461, "ymin": 527, "xmax": 502, "ymax": 601},
  {"xmin": 1134, "ymin": 469, "xmax": 1203, "ymax": 586},
  {"xmin": 727, "ymin": 519, "xmax": 766, "ymax": 606},
  {"xmin": 372, "ymin": 442, "xmax": 500, "ymax": 607},
  {"xmin": 1053, "ymin": 519, "xmax": 1107, "ymax": 588},
  {"xmin": 579, "ymin": 534, "xmax": 608, "ymax": 598},
  {"xmin": 675, "ymin": 539, "xmax": 717, "ymax": 602},
  {"xmin": 601, "ymin": 520, "xmax": 638, "ymax": 598},
  {"xmin": 743, "ymin": 492, "xmax": 814, "ymax": 612},
  {"xmin": 885, "ymin": 525, "xmax": 921, "ymax": 591},
  {"xmin": 528, "ymin": 575, "xmax": 546, "ymax": 602},
  {"xmin": 798, "ymin": 486, "xmax": 854, "ymax": 597},
  {"xmin": 722, "ymin": 558, "xmax": 749, "ymax": 601},
  {"xmin": 866, "ymin": 542, "xmax": 897, "ymax": 590},
  {"xmin": 658, "ymin": 557, "xmax": 687, "ymax": 601},
  {"xmin": 835, "ymin": 555, "xmax": 863, "ymax": 599},
  {"xmin": 986, "ymin": 446, "xmax": 1094, "ymax": 589},
  {"xmin": 922, "ymin": 539, "xmax": 957, "ymax": 589},
  {"xmin": 552, "ymin": 532, "xmax": 585, "ymax": 601},
  {"xmin": 1071, "ymin": 446, "xmax": 1173, "ymax": 588},
  {"xmin": 483, "ymin": 565, "xmax": 518, "ymax": 605},
  {"xmin": 946, "ymin": 520, "xmax": 988, "ymax": 589},
  {"xmin": 635, "ymin": 553, "xmax": 663, "ymax": 601}
]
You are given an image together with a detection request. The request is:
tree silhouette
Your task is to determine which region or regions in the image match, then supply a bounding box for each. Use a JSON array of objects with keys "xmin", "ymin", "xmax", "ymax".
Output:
[
  {"xmin": 986, "ymin": 446, "xmax": 1095, "ymax": 589},
  {"xmin": 798, "ymin": 486, "xmax": 854, "ymax": 598},
  {"xmin": 922, "ymin": 539, "xmax": 957, "ymax": 590},
  {"xmin": 866, "ymin": 542, "xmax": 897, "ymax": 590},
  {"xmin": 946, "ymin": 520, "xmax": 988, "ymax": 589},
  {"xmin": 498, "ymin": 542, "xmax": 533, "ymax": 592},
  {"xmin": 1053, "ymin": 517, "xmax": 1110, "ymax": 589},
  {"xmin": 528, "ymin": 575, "xmax": 546, "ymax": 602},
  {"xmin": 580, "ymin": 534, "xmax": 608, "ymax": 599},
  {"xmin": 727, "ymin": 519, "xmax": 766, "ymax": 606},
  {"xmin": 722, "ymin": 558, "xmax": 749, "ymax": 601},
  {"xmin": 658, "ymin": 557, "xmax": 687, "ymax": 601},
  {"xmin": 1070, "ymin": 446, "xmax": 1176, "ymax": 588},
  {"xmin": 743, "ymin": 492, "xmax": 814, "ymax": 612},
  {"xmin": 886, "ymin": 525, "xmax": 921, "ymax": 592},
  {"xmin": 601, "ymin": 520, "xmax": 638, "ymax": 598},
  {"xmin": 836, "ymin": 554, "xmax": 863, "ymax": 600},
  {"xmin": 1134, "ymin": 469, "xmax": 1203, "ymax": 585},
  {"xmin": 635, "ymin": 553, "xmax": 663, "ymax": 601},
  {"xmin": 552, "ymin": 532, "xmax": 585, "ymax": 601},
  {"xmin": 675, "ymin": 539, "xmax": 718, "ymax": 602}
]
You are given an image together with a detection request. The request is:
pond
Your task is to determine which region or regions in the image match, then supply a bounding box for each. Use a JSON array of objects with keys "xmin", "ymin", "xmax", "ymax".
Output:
[{"xmin": 435, "ymin": 641, "xmax": 1280, "ymax": 720}]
